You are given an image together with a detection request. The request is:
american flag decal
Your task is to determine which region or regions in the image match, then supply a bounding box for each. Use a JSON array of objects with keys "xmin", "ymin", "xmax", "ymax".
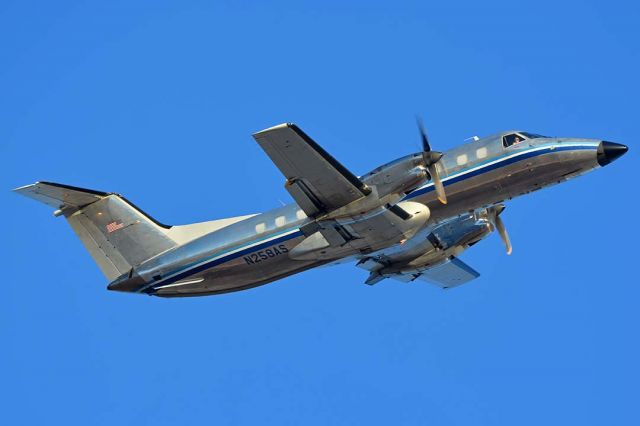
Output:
[{"xmin": 106, "ymin": 221, "xmax": 125, "ymax": 233}]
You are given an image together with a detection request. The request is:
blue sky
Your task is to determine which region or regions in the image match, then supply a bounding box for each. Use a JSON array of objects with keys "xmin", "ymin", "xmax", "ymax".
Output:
[{"xmin": 1, "ymin": 1, "xmax": 638, "ymax": 424}]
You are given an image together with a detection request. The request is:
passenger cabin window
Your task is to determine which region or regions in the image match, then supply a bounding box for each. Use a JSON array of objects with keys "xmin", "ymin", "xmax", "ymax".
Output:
[
  {"xmin": 275, "ymin": 216, "xmax": 286, "ymax": 227},
  {"xmin": 296, "ymin": 209, "xmax": 306, "ymax": 220},
  {"xmin": 476, "ymin": 147, "xmax": 488, "ymax": 159},
  {"xmin": 502, "ymin": 133, "xmax": 527, "ymax": 148},
  {"xmin": 456, "ymin": 154, "xmax": 468, "ymax": 166},
  {"xmin": 255, "ymin": 222, "xmax": 266, "ymax": 233}
]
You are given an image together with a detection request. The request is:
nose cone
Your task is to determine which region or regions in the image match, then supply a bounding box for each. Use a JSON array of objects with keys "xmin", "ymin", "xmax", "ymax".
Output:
[{"xmin": 597, "ymin": 141, "xmax": 628, "ymax": 166}]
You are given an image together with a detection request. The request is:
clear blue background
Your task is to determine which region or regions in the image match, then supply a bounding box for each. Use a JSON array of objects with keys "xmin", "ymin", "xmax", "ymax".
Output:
[{"xmin": 1, "ymin": 1, "xmax": 638, "ymax": 424}]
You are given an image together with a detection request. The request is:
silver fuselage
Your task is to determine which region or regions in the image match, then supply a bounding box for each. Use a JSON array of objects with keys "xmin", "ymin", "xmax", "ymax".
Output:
[{"xmin": 121, "ymin": 133, "xmax": 602, "ymax": 297}]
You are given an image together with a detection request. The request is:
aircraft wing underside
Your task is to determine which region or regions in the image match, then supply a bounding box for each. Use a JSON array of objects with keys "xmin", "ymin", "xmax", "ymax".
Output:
[
  {"xmin": 413, "ymin": 257, "xmax": 480, "ymax": 288},
  {"xmin": 253, "ymin": 123, "xmax": 371, "ymax": 217},
  {"xmin": 358, "ymin": 256, "xmax": 480, "ymax": 289}
]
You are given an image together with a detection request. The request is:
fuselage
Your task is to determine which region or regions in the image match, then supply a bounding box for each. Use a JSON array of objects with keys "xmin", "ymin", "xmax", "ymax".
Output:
[{"xmin": 111, "ymin": 132, "xmax": 618, "ymax": 297}]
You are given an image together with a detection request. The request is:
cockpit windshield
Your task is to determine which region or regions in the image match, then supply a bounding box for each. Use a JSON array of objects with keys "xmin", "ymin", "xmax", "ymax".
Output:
[
  {"xmin": 502, "ymin": 133, "xmax": 526, "ymax": 147},
  {"xmin": 503, "ymin": 131, "xmax": 549, "ymax": 147},
  {"xmin": 520, "ymin": 132, "xmax": 548, "ymax": 139}
]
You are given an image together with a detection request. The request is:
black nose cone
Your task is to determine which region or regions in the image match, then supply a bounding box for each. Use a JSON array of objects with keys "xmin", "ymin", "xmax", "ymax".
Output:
[{"xmin": 597, "ymin": 141, "xmax": 628, "ymax": 166}]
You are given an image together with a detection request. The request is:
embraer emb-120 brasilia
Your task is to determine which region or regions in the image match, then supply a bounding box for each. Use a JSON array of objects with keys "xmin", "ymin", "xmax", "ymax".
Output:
[{"xmin": 15, "ymin": 122, "xmax": 627, "ymax": 297}]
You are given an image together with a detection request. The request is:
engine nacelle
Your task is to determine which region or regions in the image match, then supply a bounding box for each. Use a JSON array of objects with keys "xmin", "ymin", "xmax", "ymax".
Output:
[
  {"xmin": 375, "ymin": 212, "xmax": 493, "ymax": 275},
  {"xmin": 360, "ymin": 153, "xmax": 429, "ymax": 201},
  {"xmin": 292, "ymin": 154, "xmax": 434, "ymax": 260}
]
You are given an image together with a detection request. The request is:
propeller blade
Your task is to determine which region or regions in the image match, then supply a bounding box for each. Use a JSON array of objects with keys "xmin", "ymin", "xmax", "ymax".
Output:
[
  {"xmin": 429, "ymin": 164, "xmax": 447, "ymax": 204},
  {"xmin": 422, "ymin": 152, "xmax": 446, "ymax": 204},
  {"xmin": 415, "ymin": 116, "xmax": 432, "ymax": 152},
  {"xmin": 416, "ymin": 116, "xmax": 447, "ymax": 204},
  {"xmin": 493, "ymin": 213, "xmax": 512, "ymax": 255}
]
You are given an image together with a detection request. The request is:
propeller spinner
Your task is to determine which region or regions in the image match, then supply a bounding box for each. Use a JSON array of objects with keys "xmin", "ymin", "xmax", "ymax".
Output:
[{"xmin": 416, "ymin": 117, "xmax": 447, "ymax": 204}]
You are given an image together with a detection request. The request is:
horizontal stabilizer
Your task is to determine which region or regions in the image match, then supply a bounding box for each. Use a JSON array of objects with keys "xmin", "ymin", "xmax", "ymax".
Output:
[{"xmin": 14, "ymin": 181, "xmax": 107, "ymax": 211}]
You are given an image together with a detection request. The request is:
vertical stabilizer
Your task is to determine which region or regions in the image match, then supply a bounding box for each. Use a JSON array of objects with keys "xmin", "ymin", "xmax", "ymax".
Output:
[{"xmin": 14, "ymin": 182, "xmax": 177, "ymax": 281}]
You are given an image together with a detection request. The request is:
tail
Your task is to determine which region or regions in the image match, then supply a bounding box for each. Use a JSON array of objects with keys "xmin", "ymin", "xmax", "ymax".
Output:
[{"xmin": 14, "ymin": 181, "xmax": 178, "ymax": 281}]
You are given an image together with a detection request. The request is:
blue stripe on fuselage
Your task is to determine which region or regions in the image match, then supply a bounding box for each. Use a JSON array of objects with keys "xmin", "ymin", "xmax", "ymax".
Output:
[
  {"xmin": 141, "ymin": 230, "xmax": 303, "ymax": 293},
  {"xmin": 406, "ymin": 144, "xmax": 597, "ymax": 199}
]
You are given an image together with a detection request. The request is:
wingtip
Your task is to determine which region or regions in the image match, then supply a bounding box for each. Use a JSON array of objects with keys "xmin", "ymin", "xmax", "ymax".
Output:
[
  {"xmin": 252, "ymin": 122, "xmax": 293, "ymax": 136},
  {"xmin": 12, "ymin": 182, "xmax": 38, "ymax": 193}
]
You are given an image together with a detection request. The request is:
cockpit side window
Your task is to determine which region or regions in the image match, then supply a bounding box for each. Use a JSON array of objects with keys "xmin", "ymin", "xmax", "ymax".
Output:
[{"xmin": 502, "ymin": 133, "xmax": 526, "ymax": 148}]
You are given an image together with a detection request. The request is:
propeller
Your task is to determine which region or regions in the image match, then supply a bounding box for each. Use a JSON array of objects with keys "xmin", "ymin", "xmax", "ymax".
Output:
[
  {"xmin": 416, "ymin": 116, "xmax": 447, "ymax": 204},
  {"xmin": 488, "ymin": 204, "xmax": 512, "ymax": 255}
]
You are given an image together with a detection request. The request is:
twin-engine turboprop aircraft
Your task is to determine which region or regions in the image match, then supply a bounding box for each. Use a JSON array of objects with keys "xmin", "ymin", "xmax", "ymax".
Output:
[{"xmin": 15, "ymin": 123, "xmax": 627, "ymax": 297}]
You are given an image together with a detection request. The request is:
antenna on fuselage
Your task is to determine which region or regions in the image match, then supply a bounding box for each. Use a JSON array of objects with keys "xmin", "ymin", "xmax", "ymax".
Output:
[{"xmin": 464, "ymin": 136, "xmax": 480, "ymax": 142}]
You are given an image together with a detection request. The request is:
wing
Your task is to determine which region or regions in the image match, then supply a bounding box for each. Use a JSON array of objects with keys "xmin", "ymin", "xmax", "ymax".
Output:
[
  {"xmin": 359, "ymin": 256, "xmax": 480, "ymax": 289},
  {"xmin": 413, "ymin": 257, "xmax": 480, "ymax": 289},
  {"xmin": 253, "ymin": 123, "xmax": 370, "ymax": 217}
]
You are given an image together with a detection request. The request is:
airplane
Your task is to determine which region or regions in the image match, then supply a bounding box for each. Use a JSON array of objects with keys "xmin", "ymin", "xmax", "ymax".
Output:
[{"xmin": 14, "ymin": 122, "xmax": 627, "ymax": 297}]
